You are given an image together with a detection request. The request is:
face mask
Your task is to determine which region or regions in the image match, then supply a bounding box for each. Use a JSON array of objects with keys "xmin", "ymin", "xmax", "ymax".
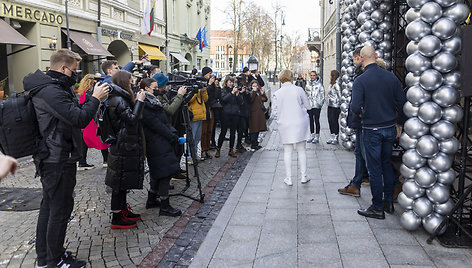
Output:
[{"xmin": 62, "ymin": 71, "xmax": 77, "ymax": 88}]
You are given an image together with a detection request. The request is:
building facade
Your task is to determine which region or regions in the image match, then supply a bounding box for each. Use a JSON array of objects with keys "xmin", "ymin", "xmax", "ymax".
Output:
[
  {"xmin": 209, "ymin": 30, "xmax": 249, "ymax": 77},
  {"xmin": 319, "ymin": 0, "xmax": 338, "ymax": 89}
]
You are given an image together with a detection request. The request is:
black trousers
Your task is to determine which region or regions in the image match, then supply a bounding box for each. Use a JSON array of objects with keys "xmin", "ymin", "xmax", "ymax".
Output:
[
  {"xmin": 218, "ymin": 113, "xmax": 238, "ymax": 149},
  {"xmin": 327, "ymin": 107, "xmax": 341, "ymax": 135},
  {"xmin": 237, "ymin": 116, "xmax": 248, "ymax": 146},
  {"xmin": 250, "ymin": 132, "xmax": 259, "ymax": 147},
  {"xmin": 307, "ymin": 108, "xmax": 322, "ymax": 134},
  {"xmin": 36, "ymin": 162, "xmax": 77, "ymax": 266},
  {"xmin": 151, "ymin": 176, "xmax": 172, "ymax": 197},
  {"xmin": 111, "ymin": 190, "xmax": 127, "ymax": 211},
  {"xmin": 79, "ymin": 137, "xmax": 109, "ymax": 165},
  {"xmin": 211, "ymin": 108, "xmax": 222, "ymax": 145}
]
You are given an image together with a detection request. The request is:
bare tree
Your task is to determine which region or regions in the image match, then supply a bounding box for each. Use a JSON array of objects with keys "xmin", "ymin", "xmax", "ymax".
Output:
[
  {"xmin": 225, "ymin": 0, "xmax": 245, "ymax": 73},
  {"xmin": 281, "ymin": 33, "xmax": 303, "ymax": 70}
]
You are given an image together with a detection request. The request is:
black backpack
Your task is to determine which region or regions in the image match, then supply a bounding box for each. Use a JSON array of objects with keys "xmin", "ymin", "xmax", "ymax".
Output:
[{"xmin": 95, "ymin": 101, "xmax": 117, "ymax": 144}]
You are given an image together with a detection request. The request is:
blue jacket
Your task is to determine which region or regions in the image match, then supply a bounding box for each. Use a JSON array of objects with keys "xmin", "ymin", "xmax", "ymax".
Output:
[
  {"xmin": 101, "ymin": 62, "xmax": 136, "ymax": 83},
  {"xmin": 350, "ymin": 63, "xmax": 407, "ymax": 129}
]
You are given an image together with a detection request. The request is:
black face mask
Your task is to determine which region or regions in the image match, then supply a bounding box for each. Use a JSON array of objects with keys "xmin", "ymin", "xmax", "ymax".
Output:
[{"xmin": 61, "ymin": 71, "xmax": 78, "ymax": 88}]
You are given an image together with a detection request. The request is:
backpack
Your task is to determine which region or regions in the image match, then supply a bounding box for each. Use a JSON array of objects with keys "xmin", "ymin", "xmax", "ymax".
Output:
[{"xmin": 95, "ymin": 101, "xmax": 117, "ymax": 144}]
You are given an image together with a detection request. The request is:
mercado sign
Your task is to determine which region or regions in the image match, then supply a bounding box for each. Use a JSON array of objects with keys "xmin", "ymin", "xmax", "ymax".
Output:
[{"xmin": 0, "ymin": 1, "xmax": 64, "ymax": 26}]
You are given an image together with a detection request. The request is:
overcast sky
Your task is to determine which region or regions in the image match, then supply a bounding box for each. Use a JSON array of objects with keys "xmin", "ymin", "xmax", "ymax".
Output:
[{"xmin": 210, "ymin": 0, "xmax": 321, "ymax": 41}]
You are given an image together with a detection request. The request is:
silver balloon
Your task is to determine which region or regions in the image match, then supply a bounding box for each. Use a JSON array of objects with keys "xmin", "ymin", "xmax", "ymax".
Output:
[
  {"xmin": 432, "ymin": 18, "xmax": 456, "ymax": 40},
  {"xmin": 432, "ymin": 52, "xmax": 458, "ymax": 73},
  {"xmin": 362, "ymin": 1, "xmax": 375, "ymax": 12},
  {"xmin": 363, "ymin": 20, "xmax": 377, "ymax": 33},
  {"xmin": 376, "ymin": 50, "xmax": 385, "ymax": 58},
  {"xmin": 432, "ymin": 85, "xmax": 458, "ymax": 107},
  {"xmin": 418, "ymin": 35, "xmax": 442, "ymax": 57},
  {"xmin": 418, "ymin": 102, "xmax": 443, "ymax": 124},
  {"xmin": 358, "ymin": 31, "xmax": 371, "ymax": 43},
  {"xmin": 406, "ymin": 8, "xmax": 421, "ymax": 23},
  {"xmin": 400, "ymin": 132, "xmax": 418, "ymax": 150},
  {"xmin": 404, "ymin": 117, "xmax": 429, "ymax": 139},
  {"xmin": 426, "ymin": 182, "xmax": 450, "ymax": 204},
  {"xmin": 403, "ymin": 179, "xmax": 426, "ymax": 199},
  {"xmin": 420, "ymin": 2, "xmax": 443, "ymax": 24},
  {"xmin": 413, "ymin": 197, "xmax": 434, "ymax": 218},
  {"xmin": 405, "ymin": 72, "xmax": 420, "ymax": 87},
  {"xmin": 344, "ymin": 141, "xmax": 354, "ymax": 150},
  {"xmin": 442, "ymin": 36, "xmax": 462, "ymax": 54},
  {"xmin": 414, "ymin": 167, "xmax": 437, "ymax": 188},
  {"xmin": 357, "ymin": 12, "xmax": 370, "ymax": 24},
  {"xmin": 442, "ymin": 71, "xmax": 461, "ymax": 89},
  {"xmin": 430, "ymin": 120, "xmax": 456, "ymax": 141},
  {"xmin": 345, "ymin": 127, "xmax": 355, "ymax": 136},
  {"xmin": 439, "ymin": 137, "xmax": 459, "ymax": 155},
  {"xmin": 342, "ymin": 22, "xmax": 350, "ymax": 31},
  {"xmin": 343, "ymin": 43, "xmax": 354, "ymax": 52},
  {"xmin": 419, "ymin": 69, "xmax": 443, "ymax": 91},
  {"xmin": 434, "ymin": 199, "xmax": 454, "ymax": 216},
  {"xmin": 343, "ymin": 13, "xmax": 353, "ymax": 21},
  {"xmin": 351, "ymin": 134, "xmax": 356, "ymax": 143},
  {"xmin": 344, "ymin": 28, "xmax": 354, "ymax": 37},
  {"xmin": 340, "ymin": 117, "xmax": 348, "ymax": 128},
  {"xmin": 379, "ymin": 21, "xmax": 392, "ymax": 33},
  {"xmin": 407, "ymin": 0, "xmax": 428, "ymax": 9},
  {"xmin": 400, "ymin": 164, "xmax": 417, "ymax": 179},
  {"xmin": 384, "ymin": 33, "xmax": 392, "ymax": 41},
  {"xmin": 402, "ymin": 149, "xmax": 427, "ymax": 169},
  {"xmin": 443, "ymin": 3, "xmax": 470, "ymax": 24},
  {"xmin": 363, "ymin": 40, "xmax": 377, "ymax": 48},
  {"xmin": 371, "ymin": 10, "xmax": 384, "ymax": 23},
  {"xmin": 406, "ymin": 41, "xmax": 419, "ymax": 55},
  {"xmin": 406, "ymin": 20, "xmax": 432, "ymax": 41},
  {"xmin": 342, "ymin": 58, "xmax": 352, "ymax": 67},
  {"xmin": 342, "ymin": 52, "xmax": 349, "ymax": 59},
  {"xmin": 441, "ymin": 104, "xmax": 463, "ymax": 123},
  {"xmin": 406, "ymin": 85, "xmax": 431, "ymax": 106},
  {"xmin": 384, "ymin": 51, "xmax": 392, "ymax": 59},
  {"xmin": 349, "ymin": 35, "xmax": 359, "ymax": 44},
  {"xmin": 405, "ymin": 53, "xmax": 432, "ymax": 74},
  {"xmin": 434, "ymin": 0, "xmax": 456, "ymax": 8},
  {"xmin": 422, "ymin": 213, "xmax": 447, "ymax": 235},
  {"xmin": 398, "ymin": 192, "xmax": 415, "ymax": 210},
  {"xmin": 340, "ymin": 133, "xmax": 348, "ymax": 142},
  {"xmin": 342, "ymin": 36, "xmax": 350, "ymax": 44},
  {"xmin": 437, "ymin": 169, "xmax": 456, "ymax": 185},
  {"xmin": 379, "ymin": 2, "xmax": 392, "ymax": 12},
  {"xmin": 428, "ymin": 152, "xmax": 453, "ymax": 173},
  {"xmin": 379, "ymin": 41, "xmax": 392, "ymax": 51},
  {"xmin": 404, "ymin": 101, "xmax": 420, "ymax": 118},
  {"xmin": 340, "ymin": 103, "xmax": 349, "ymax": 113},
  {"xmin": 371, "ymin": 30, "xmax": 384, "ymax": 42},
  {"xmin": 342, "ymin": 74, "xmax": 351, "ymax": 83},
  {"xmin": 401, "ymin": 210, "xmax": 422, "ymax": 231},
  {"xmin": 349, "ymin": 20, "xmax": 359, "ymax": 28},
  {"xmin": 416, "ymin": 135, "xmax": 440, "ymax": 158}
]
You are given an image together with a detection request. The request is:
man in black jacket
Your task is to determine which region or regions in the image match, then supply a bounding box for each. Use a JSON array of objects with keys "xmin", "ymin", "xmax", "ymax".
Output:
[{"xmin": 23, "ymin": 49, "xmax": 109, "ymax": 268}]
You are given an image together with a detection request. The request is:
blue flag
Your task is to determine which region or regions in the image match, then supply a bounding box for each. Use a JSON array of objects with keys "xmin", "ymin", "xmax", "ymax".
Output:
[
  {"xmin": 196, "ymin": 28, "xmax": 202, "ymax": 52},
  {"xmin": 202, "ymin": 26, "xmax": 208, "ymax": 47}
]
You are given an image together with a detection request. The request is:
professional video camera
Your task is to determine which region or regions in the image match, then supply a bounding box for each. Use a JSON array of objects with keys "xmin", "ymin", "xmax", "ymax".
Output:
[
  {"xmin": 88, "ymin": 76, "xmax": 114, "ymax": 93},
  {"xmin": 167, "ymin": 72, "xmax": 208, "ymax": 95}
]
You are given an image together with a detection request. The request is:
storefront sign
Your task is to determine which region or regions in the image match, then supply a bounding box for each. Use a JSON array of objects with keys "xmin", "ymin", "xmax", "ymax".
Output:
[
  {"xmin": 102, "ymin": 29, "xmax": 133, "ymax": 40},
  {"xmin": 120, "ymin": 32, "xmax": 133, "ymax": 39},
  {"xmin": 0, "ymin": 1, "xmax": 63, "ymax": 26}
]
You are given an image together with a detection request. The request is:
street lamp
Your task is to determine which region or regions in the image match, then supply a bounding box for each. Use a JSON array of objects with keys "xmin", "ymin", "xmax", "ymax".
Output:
[
  {"xmin": 228, "ymin": 45, "xmax": 233, "ymax": 73},
  {"xmin": 247, "ymin": 55, "xmax": 258, "ymax": 71}
]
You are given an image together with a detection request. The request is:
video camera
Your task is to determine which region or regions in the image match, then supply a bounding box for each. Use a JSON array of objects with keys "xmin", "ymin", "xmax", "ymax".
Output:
[
  {"xmin": 167, "ymin": 72, "xmax": 208, "ymax": 93},
  {"xmin": 89, "ymin": 76, "xmax": 114, "ymax": 93}
]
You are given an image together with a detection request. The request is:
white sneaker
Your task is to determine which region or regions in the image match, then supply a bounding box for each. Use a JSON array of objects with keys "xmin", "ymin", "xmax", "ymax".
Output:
[
  {"xmin": 326, "ymin": 134, "xmax": 335, "ymax": 144},
  {"xmin": 284, "ymin": 177, "xmax": 293, "ymax": 186},
  {"xmin": 312, "ymin": 134, "xmax": 320, "ymax": 144},
  {"xmin": 301, "ymin": 176, "xmax": 311, "ymax": 184},
  {"xmin": 307, "ymin": 133, "xmax": 315, "ymax": 143}
]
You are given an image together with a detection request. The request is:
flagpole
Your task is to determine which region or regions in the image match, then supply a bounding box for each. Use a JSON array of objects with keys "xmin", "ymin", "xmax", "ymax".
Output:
[{"xmin": 165, "ymin": 0, "xmax": 170, "ymax": 73}]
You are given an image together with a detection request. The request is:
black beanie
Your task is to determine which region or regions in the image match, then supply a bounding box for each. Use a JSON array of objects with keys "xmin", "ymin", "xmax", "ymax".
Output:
[{"xmin": 202, "ymin": 67, "xmax": 212, "ymax": 76}]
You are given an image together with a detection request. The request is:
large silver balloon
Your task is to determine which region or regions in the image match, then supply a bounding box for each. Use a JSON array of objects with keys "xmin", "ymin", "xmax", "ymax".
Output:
[
  {"xmin": 434, "ymin": 199, "xmax": 454, "ymax": 216},
  {"xmin": 419, "ymin": 69, "xmax": 443, "ymax": 91},
  {"xmin": 379, "ymin": 21, "xmax": 392, "ymax": 32},
  {"xmin": 340, "ymin": 133, "xmax": 348, "ymax": 142},
  {"xmin": 422, "ymin": 213, "xmax": 447, "ymax": 235},
  {"xmin": 406, "ymin": 8, "xmax": 421, "ymax": 23},
  {"xmin": 405, "ymin": 72, "xmax": 420, "ymax": 87},
  {"xmin": 405, "ymin": 53, "xmax": 432, "ymax": 74},
  {"xmin": 379, "ymin": 41, "xmax": 392, "ymax": 51},
  {"xmin": 403, "ymin": 149, "xmax": 427, "ymax": 169},
  {"xmin": 371, "ymin": 30, "xmax": 384, "ymax": 42},
  {"xmin": 358, "ymin": 32, "xmax": 371, "ymax": 43},
  {"xmin": 432, "ymin": 52, "xmax": 458, "ymax": 73},
  {"xmin": 416, "ymin": 135, "xmax": 440, "ymax": 158},
  {"xmin": 357, "ymin": 12, "xmax": 370, "ymax": 24},
  {"xmin": 349, "ymin": 35, "xmax": 358, "ymax": 44},
  {"xmin": 371, "ymin": 10, "xmax": 385, "ymax": 23},
  {"xmin": 418, "ymin": 102, "xmax": 443, "ymax": 124},
  {"xmin": 362, "ymin": 1, "xmax": 375, "ymax": 12},
  {"xmin": 401, "ymin": 210, "xmax": 422, "ymax": 231},
  {"xmin": 418, "ymin": 35, "xmax": 442, "ymax": 57},
  {"xmin": 404, "ymin": 101, "xmax": 420, "ymax": 118},
  {"xmin": 340, "ymin": 103, "xmax": 349, "ymax": 113},
  {"xmin": 443, "ymin": 3, "xmax": 470, "ymax": 24},
  {"xmin": 442, "ymin": 36, "xmax": 462, "ymax": 54},
  {"xmin": 430, "ymin": 120, "xmax": 456, "ymax": 141},
  {"xmin": 406, "ymin": 20, "xmax": 432, "ymax": 41},
  {"xmin": 343, "ymin": 141, "xmax": 354, "ymax": 150},
  {"xmin": 363, "ymin": 40, "xmax": 377, "ymax": 48},
  {"xmin": 406, "ymin": 85, "xmax": 431, "ymax": 106},
  {"xmin": 400, "ymin": 164, "xmax": 417, "ymax": 179},
  {"xmin": 413, "ymin": 197, "xmax": 434, "ymax": 218},
  {"xmin": 363, "ymin": 20, "xmax": 377, "ymax": 33},
  {"xmin": 376, "ymin": 50, "xmax": 385, "ymax": 58},
  {"xmin": 420, "ymin": 2, "xmax": 443, "ymax": 23},
  {"xmin": 442, "ymin": 104, "xmax": 463, "ymax": 123},
  {"xmin": 398, "ymin": 192, "xmax": 415, "ymax": 210},
  {"xmin": 439, "ymin": 137, "xmax": 459, "ymax": 155},
  {"xmin": 343, "ymin": 13, "xmax": 353, "ymax": 21},
  {"xmin": 349, "ymin": 20, "xmax": 359, "ymax": 29},
  {"xmin": 434, "ymin": 0, "xmax": 456, "ymax": 8},
  {"xmin": 340, "ymin": 117, "xmax": 348, "ymax": 128},
  {"xmin": 344, "ymin": 43, "xmax": 354, "ymax": 52},
  {"xmin": 432, "ymin": 85, "xmax": 458, "ymax": 107},
  {"xmin": 400, "ymin": 132, "xmax": 418, "ymax": 150},
  {"xmin": 426, "ymin": 182, "xmax": 450, "ymax": 203},
  {"xmin": 403, "ymin": 179, "xmax": 426, "ymax": 199},
  {"xmin": 428, "ymin": 152, "xmax": 453, "ymax": 173},
  {"xmin": 414, "ymin": 167, "xmax": 437, "ymax": 188},
  {"xmin": 342, "ymin": 36, "xmax": 350, "ymax": 44},
  {"xmin": 404, "ymin": 117, "xmax": 429, "ymax": 139},
  {"xmin": 406, "ymin": 41, "xmax": 419, "ymax": 55},
  {"xmin": 432, "ymin": 18, "xmax": 456, "ymax": 40},
  {"xmin": 407, "ymin": 0, "xmax": 428, "ymax": 9},
  {"xmin": 437, "ymin": 169, "xmax": 456, "ymax": 185}
]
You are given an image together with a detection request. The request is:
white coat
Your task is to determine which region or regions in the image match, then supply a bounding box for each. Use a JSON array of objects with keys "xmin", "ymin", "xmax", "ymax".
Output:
[{"xmin": 273, "ymin": 82, "xmax": 311, "ymax": 144}]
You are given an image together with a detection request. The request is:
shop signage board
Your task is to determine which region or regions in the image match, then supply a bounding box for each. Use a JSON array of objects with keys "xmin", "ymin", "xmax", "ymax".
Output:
[{"xmin": 0, "ymin": 1, "xmax": 63, "ymax": 26}]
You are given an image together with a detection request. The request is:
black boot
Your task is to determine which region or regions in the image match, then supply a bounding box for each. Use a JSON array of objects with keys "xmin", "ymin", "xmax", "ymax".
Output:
[
  {"xmin": 384, "ymin": 201, "xmax": 395, "ymax": 214},
  {"xmin": 159, "ymin": 197, "xmax": 182, "ymax": 217},
  {"xmin": 146, "ymin": 191, "xmax": 161, "ymax": 209},
  {"xmin": 111, "ymin": 212, "xmax": 137, "ymax": 229}
]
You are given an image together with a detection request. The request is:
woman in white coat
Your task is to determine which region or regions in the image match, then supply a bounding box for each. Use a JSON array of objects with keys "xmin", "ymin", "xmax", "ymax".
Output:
[{"xmin": 272, "ymin": 70, "xmax": 311, "ymax": 186}]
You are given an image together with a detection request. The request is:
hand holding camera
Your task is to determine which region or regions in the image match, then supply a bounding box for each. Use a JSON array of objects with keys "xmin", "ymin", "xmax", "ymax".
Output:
[
  {"xmin": 177, "ymin": 86, "xmax": 187, "ymax": 96},
  {"xmin": 136, "ymin": 89, "xmax": 146, "ymax": 101},
  {"xmin": 208, "ymin": 76, "xmax": 216, "ymax": 85},
  {"xmin": 92, "ymin": 82, "xmax": 110, "ymax": 102}
]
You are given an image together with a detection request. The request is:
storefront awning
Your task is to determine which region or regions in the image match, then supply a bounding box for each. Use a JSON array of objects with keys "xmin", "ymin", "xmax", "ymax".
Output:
[
  {"xmin": 170, "ymin": 53, "xmax": 190, "ymax": 65},
  {"xmin": 62, "ymin": 29, "xmax": 113, "ymax": 57},
  {"xmin": 0, "ymin": 19, "xmax": 35, "ymax": 46},
  {"xmin": 138, "ymin": 44, "xmax": 166, "ymax": 61}
]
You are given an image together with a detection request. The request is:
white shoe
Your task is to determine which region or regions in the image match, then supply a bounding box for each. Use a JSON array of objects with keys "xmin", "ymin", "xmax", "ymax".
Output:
[
  {"xmin": 301, "ymin": 176, "xmax": 311, "ymax": 184},
  {"xmin": 312, "ymin": 134, "xmax": 320, "ymax": 144},
  {"xmin": 326, "ymin": 134, "xmax": 335, "ymax": 144},
  {"xmin": 284, "ymin": 177, "xmax": 293, "ymax": 186},
  {"xmin": 307, "ymin": 133, "xmax": 315, "ymax": 143}
]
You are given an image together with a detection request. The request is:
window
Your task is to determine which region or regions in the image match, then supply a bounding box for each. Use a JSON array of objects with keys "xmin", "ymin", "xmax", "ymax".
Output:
[
  {"xmin": 197, "ymin": 58, "xmax": 201, "ymax": 69},
  {"xmin": 216, "ymin": 62, "xmax": 220, "ymax": 69},
  {"xmin": 221, "ymin": 62, "xmax": 225, "ymax": 69}
]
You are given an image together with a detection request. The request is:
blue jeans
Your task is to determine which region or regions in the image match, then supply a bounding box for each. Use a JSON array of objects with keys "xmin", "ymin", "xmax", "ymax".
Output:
[
  {"xmin": 189, "ymin": 120, "xmax": 202, "ymax": 158},
  {"xmin": 352, "ymin": 129, "xmax": 367, "ymax": 189},
  {"xmin": 362, "ymin": 126, "xmax": 397, "ymax": 209}
]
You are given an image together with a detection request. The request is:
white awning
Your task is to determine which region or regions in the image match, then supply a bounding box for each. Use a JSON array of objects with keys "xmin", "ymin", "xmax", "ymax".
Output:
[{"xmin": 170, "ymin": 52, "xmax": 190, "ymax": 65}]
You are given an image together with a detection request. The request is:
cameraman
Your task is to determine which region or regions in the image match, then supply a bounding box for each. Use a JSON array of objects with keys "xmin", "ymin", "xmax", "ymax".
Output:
[
  {"xmin": 243, "ymin": 66, "xmax": 265, "ymax": 87},
  {"xmin": 153, "ymin": 73, "xmax": 187, "ymax": 120},
  {"xmin": 201, "ymin": 67, "xmax": 216, "ymax": 159},
  {"xmin": 101, "ymin": 58, "xmax": 149, "ymax": 84}
]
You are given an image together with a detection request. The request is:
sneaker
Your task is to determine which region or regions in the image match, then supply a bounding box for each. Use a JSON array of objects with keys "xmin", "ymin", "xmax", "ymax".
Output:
[
  {"xmin": 123, "ymin": 204, "xmax": 141, "ymax": 221},
  {"xmin": 331, "ymin": 134, "xmax": 339, "ymax": 145},
  {"xmin": 77, "ymin": 163, "xmax": 95, "ymax": 170},
  {"xmin": 312, "ymin": 134, "xmax": 320, "ymax": 144},
  {"xmin": 326, "ymin": 134, "xmax": 334, "ymax": 144},
  {"xmin": 102, "ymin": 162, "xmax": 108, "ymax": 168},
  {"xmin": 361, "ymin": 177, "xmax": 370, "ymax": 186},
  {"xmin": 338, "ymin": 183, "xmax": 361, "ymax": 197},
  {"xmin": 301, "ymin": 175, "xmax": 311, "ymax": 184},
  {"xmin": 284, "ymin": 177, "xmax": 293, "ymax": 186},
  {"xmin": 55, "ymin": 251, "xmax": 86, "ymax": 268},
  {"xmin": 307, "ymin": 133, "xmax": 315, "ymax": 143},
  {"xmin": 111, "ymin": 212, "xmax": 137, "ymax": 229}
]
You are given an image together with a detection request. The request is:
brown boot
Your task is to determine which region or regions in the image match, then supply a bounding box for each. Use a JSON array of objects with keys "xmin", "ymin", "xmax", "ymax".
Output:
[
  {"xmin": 338, "ymin": 183, "xmax": 360, "ymax": 197},
  {"xmin": 361, "ymin": 177, "xmax": 370, "ymax": 185},
  {"xmin": 393, "ymin": 182, "xmax": 403, "ymax": 202},
  {"xmin": 228, "ymin": 149, "xmax": 237, "ymax": 158},
  {"xmin": 215, "ymin": 149, "xmax": 221, "ymax": 158}
]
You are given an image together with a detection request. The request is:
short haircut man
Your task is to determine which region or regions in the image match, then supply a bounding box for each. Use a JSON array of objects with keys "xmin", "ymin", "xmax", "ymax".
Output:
[
  {"xmin": 101, "ymin": 60, "xmax": 119, "ymax": 75},
  {"xmin": 50, "ymin": 49, "xmax": 82, "ymax": 69}
]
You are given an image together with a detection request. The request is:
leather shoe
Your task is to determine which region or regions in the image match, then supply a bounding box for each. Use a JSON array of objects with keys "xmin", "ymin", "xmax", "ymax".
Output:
[
  {"xmin": 357, "ymin": 205, "xmax": 385, "ymax": 219},
  {"xmin": 384, "ymin": 201, "xmax": 394, "ymax": 214}
]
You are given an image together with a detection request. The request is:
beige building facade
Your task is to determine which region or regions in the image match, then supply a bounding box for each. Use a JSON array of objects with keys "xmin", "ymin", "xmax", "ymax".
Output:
[{"xmin": 320, "ymin": 0, "xmax": 338, "ymax": 89}]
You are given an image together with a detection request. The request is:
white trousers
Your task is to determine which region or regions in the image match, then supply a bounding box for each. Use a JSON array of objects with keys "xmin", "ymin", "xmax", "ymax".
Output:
[{"xmin": 283, "ymin": 141, "xmax": 307, "ymax": 179}]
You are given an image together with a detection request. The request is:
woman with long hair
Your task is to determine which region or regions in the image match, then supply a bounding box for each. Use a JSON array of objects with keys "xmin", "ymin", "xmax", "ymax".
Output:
[
  {"xmin": 77, "ymin": 74, "xmax": 110, "ymax": 169},
  {"xmin": 272, "ymin": 70, "xmax": 311, "ymax": 186},
  {"xmin": 237, "ymin": 74, "xmax": 251, "ymax": 152},
  {"xmin": 105, "ymin": 70, "xmax": 146, "ymax": 229},
  {"xmin": 248, "ymin": 80, "xmax": 267, "ymax": 151},
  {"xmin": 326, "ymin": 70, "xmax": 342, "ymax": 145}
]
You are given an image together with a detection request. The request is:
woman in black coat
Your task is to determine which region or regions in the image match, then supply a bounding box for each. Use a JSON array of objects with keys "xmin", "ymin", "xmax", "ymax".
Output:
[
  {"xmin": 140, "ymin": 78, "xmax": 183, "ymax": 217},
  {"xmin": 237, "ymin": 74, "xmax": 251, "ymax": 152},
  {"xmin": 105, "ymin": 70, "xmax": 146, "ymax": 229}
]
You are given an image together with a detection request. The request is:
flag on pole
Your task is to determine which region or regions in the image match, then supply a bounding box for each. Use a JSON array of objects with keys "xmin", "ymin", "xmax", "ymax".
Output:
[
  {"xmin": 202, "ymin": 26, "xmax": 208, "ymax": 47},
  {"xmin": 148, "ymin": 0, "xmax": 156, "ymax": 36},
  {"xmin": 141, "ymin": 0, "xmax": 156, "ymax": 36},
  {"xmin": 196, "ymin": 28, "xmax": 203, "ymax": 52}
]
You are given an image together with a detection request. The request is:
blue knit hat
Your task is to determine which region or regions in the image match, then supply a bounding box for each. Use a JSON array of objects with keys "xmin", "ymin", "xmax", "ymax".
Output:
[{"xmin": 152, "ymin": 73, "xmax": 168, "ymax": 88}]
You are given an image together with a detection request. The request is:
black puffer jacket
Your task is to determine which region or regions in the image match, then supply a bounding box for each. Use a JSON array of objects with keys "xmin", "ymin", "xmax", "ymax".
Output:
[
  {"xmin": 141, "ymin": 92, "xmax": 180, "ymax": 180},
  {"xmin": 221, "ymin": 86, "xmax": 242, "ymax": 116},
  {"xmin": 105, "ymin": 84, "xmax": 144, "ymax": 190},
  {"xmin": 238, "ymin": 90, "xmax": 251, "ymax": 118},
  {"xmin": 24, "ymin": 70, "xmax": 100, "ymax": 163}
]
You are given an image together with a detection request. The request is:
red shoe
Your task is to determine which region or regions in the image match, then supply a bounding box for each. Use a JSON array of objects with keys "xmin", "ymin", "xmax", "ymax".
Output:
[
  {"xmin": 110, "ymin": 212, "xmax": 137, "ymax": 229},
  {"xmin": 123, "ymin": 204, "xmax": 141, "ymax": 221}
]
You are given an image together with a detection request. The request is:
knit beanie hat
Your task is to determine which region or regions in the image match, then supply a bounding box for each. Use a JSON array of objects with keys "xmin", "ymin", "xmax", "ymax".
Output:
[
  {"xmin": 152, "ymin": 73, "xmax": 168, "ymax": 88},
  {"xmin": 202, "ymin": 67, "xmax": 213, "ymax": 77},
  {"xmin": 242, "ymin": 67, "xmax": 249, "ymax": 73}
]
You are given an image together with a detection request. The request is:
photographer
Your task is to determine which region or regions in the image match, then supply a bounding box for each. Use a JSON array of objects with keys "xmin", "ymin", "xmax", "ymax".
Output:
[
  {"xmin": 187, "ymin": 70, "xmax": 209, "ymax": 163},
  {"xmin": 201, "ymin": 67, "xmax": 215, "ymax": 160},
  {"xmin": 243, "ymin": 66, "xmax": 265, "ymax": 87},
  {"xmin": 210, "ymin": 78, "xmax": 223, "ymax": 149},
  {"xmin": 236, "ymin": 74, "xmax": 251, "ymax": 153},
  {"xmin": 249, "ymin": 80, "xmax": 268, "ymax": 151},
  {"xmin": 101, "ymin": 58, "xmax": 149, "ymax": 84},
  {"xmin": 153, "ymin": 73, "xmax": 187, "ymax": 120}
]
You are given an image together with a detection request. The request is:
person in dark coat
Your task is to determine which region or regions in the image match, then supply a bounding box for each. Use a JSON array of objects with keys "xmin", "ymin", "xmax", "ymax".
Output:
[
  {"xmin": 215, "ymin": 76, "xmax": 242, "ymax": 158},
  {"xmin": 105, "ymin": 70, "xmax": 145, "ymax": 229},
  {"xmin": 140, "ymin": 78, "xmax": 183, "ymax": 217},
  {"xmin": 249, "ymin": 80, "xmax": 267, "ymax": 151},
  {"xmin": 210, "ymin": 78, "xmax": 223, "ymax": 148},
  {"xmin": 295, "ymin": 73, "xmax": 307, "ymax": 89},
  {"xmin": 237, "ymin": 73, "xmax": 251, "ymax": 152}
]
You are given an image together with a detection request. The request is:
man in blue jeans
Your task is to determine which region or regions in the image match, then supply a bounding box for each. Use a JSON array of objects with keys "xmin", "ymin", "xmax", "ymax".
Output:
[{"xmin": 350, "ymin": 46, "xmax": 406, "ymax": 219}]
